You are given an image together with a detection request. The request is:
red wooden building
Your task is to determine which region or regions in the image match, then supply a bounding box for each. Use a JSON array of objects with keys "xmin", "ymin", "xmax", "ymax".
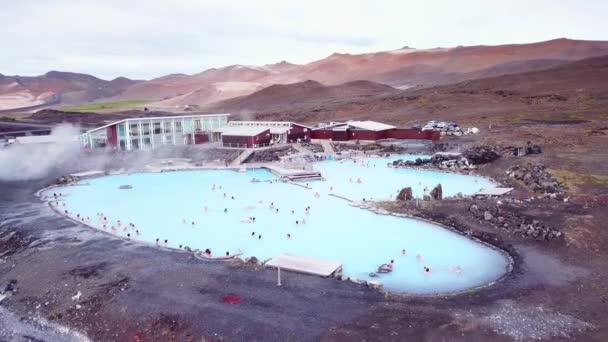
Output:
[
  {"xmin": 220, "ymin": 126, "xmax": 272, "ymax": 148},
  {"xmin": 217, "ymin": 121, "xmax": 311, "ymax": 145},
  {"xmin": 311, "ymin": 120, "xmax": 439, "ymax": 142}
]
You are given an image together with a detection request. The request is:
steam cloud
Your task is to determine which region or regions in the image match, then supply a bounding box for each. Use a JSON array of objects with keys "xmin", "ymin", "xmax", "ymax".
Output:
[{"xmin": 0, "ymin": 124, "xmax": 83, "ymax": 181}]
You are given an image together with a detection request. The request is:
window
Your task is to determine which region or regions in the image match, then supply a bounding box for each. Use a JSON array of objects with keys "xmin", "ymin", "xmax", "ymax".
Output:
[
  {"xmin": 142, "ymin": 122, "xmax": 150, "ymax": 135},
  {"xmin": 154, "ymin": 122, "xmax": 161, "ymax": 134},
  {"xmin": 130, "ymin": 123, "xmax": 139, "ymax": 136},
  {"xmin": 117, "ymin": 123, "xmax": 126, "ymax": 137}
]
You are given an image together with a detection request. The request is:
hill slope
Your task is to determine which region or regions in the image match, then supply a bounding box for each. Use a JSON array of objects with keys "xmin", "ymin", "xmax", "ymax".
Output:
[
  {"xmin": 0, "ymin": 71, "xmax": 140, "ymax": 111},
  {"xmin": 207, "ymin": 80, "xmax": 397, "ymax": 114},
  {"xmin": 3, "ymin": 38, "xmax": 608, "ymax": 111},
  {"xmin": 243, "ymin": 54, "xmax": 608, "ymax": 125},
  {"xmin": 122, "ymin": 38, "xmax": 608, "ymax": 109}
]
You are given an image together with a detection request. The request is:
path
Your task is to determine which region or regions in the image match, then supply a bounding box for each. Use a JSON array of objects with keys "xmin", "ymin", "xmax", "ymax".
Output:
[
  {"xmin": 292, "ymin": 143, "xmax": 314, "ymax": 155},
  {"xmin": 316, "ymin": 140, "xmax": 335, "ymax": 154},
  {"xmin": 230, "ymin": 149, "xmax": 253, "ymax": 166}
]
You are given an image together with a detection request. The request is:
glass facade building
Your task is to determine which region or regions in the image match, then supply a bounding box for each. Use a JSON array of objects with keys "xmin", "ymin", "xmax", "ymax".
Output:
[{"xmin": 82, "ymin": 114, "xmax": 229, "ymax": 151}]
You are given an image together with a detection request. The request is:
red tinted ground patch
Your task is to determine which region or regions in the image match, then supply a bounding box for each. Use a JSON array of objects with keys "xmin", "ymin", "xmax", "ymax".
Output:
[{"xmin": 221, "ymin": 294, "xmax": 241, "ymax": 304}]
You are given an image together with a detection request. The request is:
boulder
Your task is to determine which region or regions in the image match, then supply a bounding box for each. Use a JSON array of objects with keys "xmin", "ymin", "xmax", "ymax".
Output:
[
  {"xmin": 430, "ymin": 184, "xmax": 443, "ymax": 200},
  {"xmin": 484, "ymin": 211, "xmax": 494, "ymax": 221},
  {"xmin": 396, "ymin": 187, "xmax": 413, "ymax": 201},
  {"xmin": 526, "ymin": 142, "xmax": 542, "ymax": 155},
  {"xmin": 463, "ymin": 146, "xmax": 500, "ymax": 165}
]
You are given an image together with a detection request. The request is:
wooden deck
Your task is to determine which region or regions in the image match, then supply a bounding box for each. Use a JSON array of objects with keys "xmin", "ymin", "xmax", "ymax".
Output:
[{"xmin": 265, "ymin": 253, "xmax": 342, "ymax": 277}]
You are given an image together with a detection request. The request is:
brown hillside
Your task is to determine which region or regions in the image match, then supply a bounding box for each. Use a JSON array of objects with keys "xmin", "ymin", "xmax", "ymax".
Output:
[
  {"xmin": 207, "ymin": 80, "xmax": 397, "ymax": 113},
  {"xmin": 246, "ymin": 54, "xmax": 608, "ymax": 126}
]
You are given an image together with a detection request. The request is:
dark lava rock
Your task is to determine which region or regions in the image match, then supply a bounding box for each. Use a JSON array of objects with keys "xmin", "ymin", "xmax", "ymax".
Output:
[
  {"xmin": 430, "ymin": 184, "xmax": 443, "ymax": 200},
  {"xmin": 469, "ymin": 200, "xmax": 563, "ymax": 241},
  {"xmin": 526, "ymin": 141, "xmax": 543, "ymax": 155},
  {"xmin": 397, "ymin": 187, "xmax": 413, "ymax": 201},
  {"xmin": 507, "ymin": 163, "xmax": 566, "ymax": 196},
  {"xmin": 247, "ymin": 256, "xmax": 259, "ymax": 264},
  {"xmin": 462, "ymin": 146, "xmax": 500, "ymax": 164},
  {"xmin": 56, "ymin": 175, "xmax": 76, "ymax": 185}
]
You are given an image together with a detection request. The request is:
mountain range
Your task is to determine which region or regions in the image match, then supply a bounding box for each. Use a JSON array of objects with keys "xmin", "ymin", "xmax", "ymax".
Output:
[{"xmin": 1, "ymin": 38, "xmax": 608, "ymax": 112}]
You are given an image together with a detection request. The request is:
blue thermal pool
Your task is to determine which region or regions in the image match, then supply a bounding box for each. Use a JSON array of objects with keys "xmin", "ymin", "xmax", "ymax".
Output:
[{"xmin": 42, "ymin": 155, "xmax": 510, "ymax": 294}]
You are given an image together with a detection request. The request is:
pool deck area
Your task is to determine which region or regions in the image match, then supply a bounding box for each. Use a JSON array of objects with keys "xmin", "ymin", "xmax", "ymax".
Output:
[{"xmin": 265, "ymin": 253, "xmax": 343, "ymax": 277}]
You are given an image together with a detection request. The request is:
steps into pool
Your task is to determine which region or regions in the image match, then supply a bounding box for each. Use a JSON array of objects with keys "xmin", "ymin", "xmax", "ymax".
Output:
[
  {"xmin": 263, "ymin": 165, "xmax": 323, "ymax": 181},
  {"xmin": 265, "ymin": 253, "xmax": 343, "ymax": 277},
  {"xmin": 284, "ymin": 172, "xmax": 323, "ymax": 181}
]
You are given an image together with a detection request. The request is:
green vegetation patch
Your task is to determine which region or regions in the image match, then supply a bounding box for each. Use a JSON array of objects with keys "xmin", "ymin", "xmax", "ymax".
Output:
[
  {"xmin": 60, "ymin": 100, "xmax": 148, "ymax": 112},
  {"xmin": 0, "ymin": 112, "xmax": 30, "ymax": 119},
  {"xmin": 550, "ymin": 169, "xmax": 608, "ymax": 191}
]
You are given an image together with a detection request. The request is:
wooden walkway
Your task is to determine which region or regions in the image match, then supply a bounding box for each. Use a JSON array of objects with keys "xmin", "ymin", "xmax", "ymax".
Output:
[{"xmin": 265, "ymin": 253, "xmax": 342, "ymax": 277}]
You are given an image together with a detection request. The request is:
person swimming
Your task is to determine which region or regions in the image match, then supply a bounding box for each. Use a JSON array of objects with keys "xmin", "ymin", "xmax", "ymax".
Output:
[
  {"xmin": 191, "ymin": 221, "xmax": 195, "ymax": 226},
  {"xmin": 163, "ymin": 239, "xmax": 168, "ymax": 247},
  {"xmin": 224, "ymin": 208, "xmax": 228, "ymax": 213},
  {"xmin": 225, "ymin": 251, "xmax": 230, "ymax": 256},
  {"xmin": 251, "ymin": 231, "xmax": 255, "ymax": 236},
  {"xmin": 204, "ymin": 248, "xmax": 212, "ymax": 256},
  {"xmin": 155, "ymin": 238, "xmax": 160, "ymax": 247},
  {"xmin": 296, "ymin": 220, "xmax": 299, "ymax": 225},
  {"xmin": 231, "ymin": 196, "xmax": 235, "ymax": 200},
  {"xmin": 423, "ymin": 266, "xmax": 431, "ymax": 273},
  {"xmin": 135, "ymin": 230, "xmax": 140, "ymax": 236},
  {"xmin": 402, "ymin": 249, "xmax": 407, "ymax": 255},
  {"xmin": 377, "ymin": 260, "xmax": 394, "ymax": 273},
  {"xmin": 287, "ymin": 233, "xmax": 291, "ymax": 239},
  {"xmin": 258, "ymin": 234, "xmax": 262, "ymax": 239},
  {"xmin": 127, "ymin": 233, "xmax": 131, "ymax": 239}
]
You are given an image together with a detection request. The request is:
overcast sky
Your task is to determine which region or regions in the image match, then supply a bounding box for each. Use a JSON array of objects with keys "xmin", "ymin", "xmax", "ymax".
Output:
[{"xmin": 1, "ymin": 0, "xmax": 606, "ymax": 80}]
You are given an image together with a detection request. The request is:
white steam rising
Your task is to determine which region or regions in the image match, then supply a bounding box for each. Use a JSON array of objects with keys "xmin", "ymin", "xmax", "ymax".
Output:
[{"xmin": 0, "ymin": 124, "xmax": 82, "ymax": 181}]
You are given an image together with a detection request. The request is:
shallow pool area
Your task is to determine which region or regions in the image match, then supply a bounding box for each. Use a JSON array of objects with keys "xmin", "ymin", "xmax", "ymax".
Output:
[{"xmin": 42, "ymin": 155, "xmax": 510, "ymax": 294}]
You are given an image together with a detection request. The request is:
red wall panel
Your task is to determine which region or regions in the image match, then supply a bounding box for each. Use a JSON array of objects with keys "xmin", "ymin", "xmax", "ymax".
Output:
[{"xmin": 106, "ymin": 125, "xmax": 118, "ymax": 147}]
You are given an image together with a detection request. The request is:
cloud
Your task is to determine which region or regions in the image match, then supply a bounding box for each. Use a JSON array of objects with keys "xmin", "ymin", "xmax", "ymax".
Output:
[{"xmin": 1, "ymin": 0, "xmax": 606, "ymax": 79}]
